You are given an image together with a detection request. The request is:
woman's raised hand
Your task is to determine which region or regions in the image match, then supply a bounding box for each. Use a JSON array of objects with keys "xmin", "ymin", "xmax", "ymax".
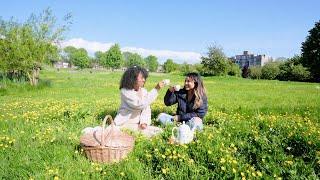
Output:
[
  {"xmin": 168, "ymin": 86, "xmax": 175, "ymax": 92},
  {"xmin": 155, "ymin": 81, "xmax": 165, "ymax": 90}
]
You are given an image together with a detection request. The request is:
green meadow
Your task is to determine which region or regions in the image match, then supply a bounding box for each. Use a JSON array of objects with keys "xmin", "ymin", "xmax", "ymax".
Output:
[{"xmin": 0, "ymin": 68, "xmax": 319, "ymax": 179}]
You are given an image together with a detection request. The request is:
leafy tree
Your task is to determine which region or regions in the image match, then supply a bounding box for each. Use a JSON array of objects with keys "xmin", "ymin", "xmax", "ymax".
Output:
[
  {"xmin": 0, "ymin": 8, "xmax": 71, "ymax": 85},
  {"xmin": 64, "ymin": 47, "xmax": 90, "ymax": 69},
  {"xmin": 278, "ymin": 56, "xmax": 310, "ymax": 81},
  {"xmin": 126, "ymin": 53, "xmax": 146, "ymax": 67},
  {"xmin": 248, "ymin": 66, "xmax": 262, "ymax": 79},
  {"xmin": 201, "ymin": 45, "xmax": 228, "ymax": 76},
  {"xmin": 261, "ymin": 62, "xmax": 280, "ymax": 80},
  {"xmin": 180, "ymin": 62, "xmax": 191, "ymax": 74},
  {"xmin": 290, "ymin": 64, "xmax": 311, "ymax": 81},
  {"xmin": 72, "ymin": 48, "xmax": 90, "ymax": 69},
  {"xmin": 63, "ymin": 46, "xmax": 77, "ymax": 64},
  {"xmin": 145, "ymin": 55, "xmax": 159, "ymax": 72},
  {"xmin": 94, "ymin": 51, "xmax": 106, "ymax": 66},
  {"xmin": 301, "ymin": 20, "xmax": 320, "ymax": 82},
  {"xmin": 105, "ymin": 43, "xmax": 123, "ymax": 70},
  {"xmin": 122, "ymin": 52, "xmax": 132, "ymax": 62},
  {"xmin": 194, "ymin": 63, "xmax": 204, "ymax": 73},
  {"xmin": 163, "ymin": 59, "xmax": 178, "ymax": 73},
  {"xmin": 227, "ymin": 61, "xmax": 241, "ymax": 76}
]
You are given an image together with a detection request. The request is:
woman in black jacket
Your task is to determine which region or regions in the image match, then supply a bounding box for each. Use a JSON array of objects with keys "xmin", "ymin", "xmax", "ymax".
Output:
[{"xmin": 158, "ymin": 72, "xmax": 208, "ymax": 131}]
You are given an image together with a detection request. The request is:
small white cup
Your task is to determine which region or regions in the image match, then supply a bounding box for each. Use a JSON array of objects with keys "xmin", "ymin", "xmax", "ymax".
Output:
[
  {"xmin": 174, "ymin": 85, "xmax": 181, "ymax": 91},
  {"xmin": 163, "ymin": 79, "xmax": 170, "ymax": 86}
]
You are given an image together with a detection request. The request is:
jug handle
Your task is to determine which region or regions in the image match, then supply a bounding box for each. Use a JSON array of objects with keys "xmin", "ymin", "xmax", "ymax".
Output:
[{"xmin": 171, "ymin": 127, "xmax": 178, "ymax": 139}]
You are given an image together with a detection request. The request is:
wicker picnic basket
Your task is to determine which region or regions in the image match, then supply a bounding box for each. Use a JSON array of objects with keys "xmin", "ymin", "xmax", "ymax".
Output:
[{"xmin": 80, "ymin": 115, "xmax": 135, "ymax": 163}]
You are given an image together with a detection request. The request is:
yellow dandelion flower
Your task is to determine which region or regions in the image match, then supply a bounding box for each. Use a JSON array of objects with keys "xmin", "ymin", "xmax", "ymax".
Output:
[
  {"xmin": 162, "ymin": 168, "xmax": 167, "ymax": 174},
  {"xmin": 173, "ymin": 150, "xmax": 176, "ymax": 154},
  {"xmin": 220, "ymin": 158, "xmax": 226, "ymax": 163},
  {"xmin": 285, "ymin": 160, "xmax": 293, "ymax": 165},
  {"xmin": 189, "ymin": 159, "xmax": 194, "ymax": 164},
  {"xmin": 232, "ymin": 160, "xmax": 238, "ymax": 164},
  {"xmin": 232, "ymin": 168, "xmax": 237, "ymax": 173}
]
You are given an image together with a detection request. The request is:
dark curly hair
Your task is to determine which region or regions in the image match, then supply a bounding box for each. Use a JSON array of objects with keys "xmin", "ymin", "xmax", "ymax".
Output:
[{"xmin": 120, "ymin": 66, "xmax": 149, "ymax": 89}]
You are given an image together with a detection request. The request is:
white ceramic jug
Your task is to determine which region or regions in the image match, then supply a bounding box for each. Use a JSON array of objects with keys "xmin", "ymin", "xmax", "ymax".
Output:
[{"xmin": 171, "ymin": 121, "xmax": 195, "ymax": 144}]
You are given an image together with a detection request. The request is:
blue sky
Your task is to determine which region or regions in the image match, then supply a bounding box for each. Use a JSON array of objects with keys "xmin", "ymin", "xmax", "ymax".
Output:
[{"xmin": 1, "ymin": 0, "xmax": 319, "ymax": 63}]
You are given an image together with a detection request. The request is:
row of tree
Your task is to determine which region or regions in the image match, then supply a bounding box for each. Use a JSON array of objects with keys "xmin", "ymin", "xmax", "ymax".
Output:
[
  {"xmin": 61, "ymin": 43, "xmax": 240, "ymax": 76},
  {"xmin": 241, "ymin": 20, "xmax": 320, "ymax": 82},
  {"xmin": 62, "ymin": 44, "xmax": 160, "ymax": 72},
  {"xmin": 199, "ymin": 20, "xmax": 320, "ymax": 82},
  {"xmin": 246, "ymin": 56, "xmax": 311, "ymax": 81},
  {"xmin": 0, "ymin": 8, "xmax": 319, "ymax": 86},
  {"xmin": 62, "ymin": 44, "xmax": 198, "ymax": 73}
]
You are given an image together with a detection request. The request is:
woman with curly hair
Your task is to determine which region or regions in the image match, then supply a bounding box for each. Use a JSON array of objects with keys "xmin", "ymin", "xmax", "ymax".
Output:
[{"xmin": 114, "ymin": 66, "xmax": 165, "ymax": 137}]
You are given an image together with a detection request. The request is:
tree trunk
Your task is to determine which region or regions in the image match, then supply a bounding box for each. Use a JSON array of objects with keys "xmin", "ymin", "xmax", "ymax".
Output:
[{"xmin": 27, "ymin": 67, "xmax": 40, "ymax": 86}]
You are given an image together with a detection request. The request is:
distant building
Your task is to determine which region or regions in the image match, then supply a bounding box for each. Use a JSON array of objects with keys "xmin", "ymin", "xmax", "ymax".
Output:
[
  {"xmin": 54, "ymin": 61, "xmax": 70, "ymax": 68},
  {"xmin": 231, "ymin": 51, "xmax": 272, "ymax": 67},
  {"xmin": 157, "ymin": 65, "xmax": 164, "ymax": 73}
]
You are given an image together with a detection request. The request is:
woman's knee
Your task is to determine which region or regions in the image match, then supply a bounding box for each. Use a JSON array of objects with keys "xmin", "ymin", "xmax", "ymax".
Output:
[
  {"xmin": 187, "ymin": 117, "xmax": 203, "ymax": 131},
  {"xmin": 193, "ymin": 117, "xmax": 203, "ymax": 124},
  {"xmin": 157, "ymin": 113, "xmax": 173, "ymax": 126}
]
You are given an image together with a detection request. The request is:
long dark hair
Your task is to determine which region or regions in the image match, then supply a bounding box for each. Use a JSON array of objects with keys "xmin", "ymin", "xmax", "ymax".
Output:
[
  {"xmin": 119, "ymin": 66, "xmax": 148, "ymax": 89},
  {"xmin": 185, "ymin": 72, "xmax": 207, "ymax": 109}
]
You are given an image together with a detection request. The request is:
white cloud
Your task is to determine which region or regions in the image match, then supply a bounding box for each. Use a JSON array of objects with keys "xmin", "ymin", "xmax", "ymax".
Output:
[
  {"xmin": 122, "ymin": 47, "xmax": 202, "ymax": 64},
  {"xmin": 60, "ymin": 38, "xmax": 114, "ymax": 53},
  {"xmin": 61, "ymin": 38, "xmax": 202, "ymax": 64}
]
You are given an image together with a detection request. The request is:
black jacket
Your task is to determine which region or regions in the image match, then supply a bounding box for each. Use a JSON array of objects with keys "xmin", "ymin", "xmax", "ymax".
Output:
[{"xmin": 164, "ymin": 88, "xmax": 208, "ymax": 122}]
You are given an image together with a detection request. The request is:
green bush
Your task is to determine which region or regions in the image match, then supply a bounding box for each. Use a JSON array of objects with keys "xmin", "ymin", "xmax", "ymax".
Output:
[
  {"xmin": 228, "ymin": 63, "xmax": 241, "ymax": 77},
  {"xmin": 261, "ymin": 62, "xmax": 280, "ymax": 80},
  {"xmin": 290, "ymin": 64, "xmax": 311, "ymax": 81},
  {"xmin": 278, "ymin": 58, "xmax": 311, "ymax": 82},
  {"xmin": 248, "ymin": 66, "xmax": 262, "ymax": 79}
]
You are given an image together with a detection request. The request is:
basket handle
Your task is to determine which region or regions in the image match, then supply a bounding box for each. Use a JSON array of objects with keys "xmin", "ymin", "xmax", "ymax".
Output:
[{"xmin": 101, "ymin": 115, "xmax": 114, "ymax": 146}]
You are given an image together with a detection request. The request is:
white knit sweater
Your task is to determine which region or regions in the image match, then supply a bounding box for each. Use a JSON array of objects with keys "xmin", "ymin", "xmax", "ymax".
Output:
[{"xmin": 114, "ymin": 87, "xmax": 158, "ymax": 126}]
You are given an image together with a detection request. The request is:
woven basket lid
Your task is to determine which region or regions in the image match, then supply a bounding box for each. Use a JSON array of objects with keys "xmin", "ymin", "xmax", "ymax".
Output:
[{"xmin": 80, "ymin": 115, "xmax": 134, "ymax": 147}]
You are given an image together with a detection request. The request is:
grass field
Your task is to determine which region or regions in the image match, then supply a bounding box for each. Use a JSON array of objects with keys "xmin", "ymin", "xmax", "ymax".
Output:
[{"xmin": 0, "ymin": 68, "xmax": 319, "ymax": 179}]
